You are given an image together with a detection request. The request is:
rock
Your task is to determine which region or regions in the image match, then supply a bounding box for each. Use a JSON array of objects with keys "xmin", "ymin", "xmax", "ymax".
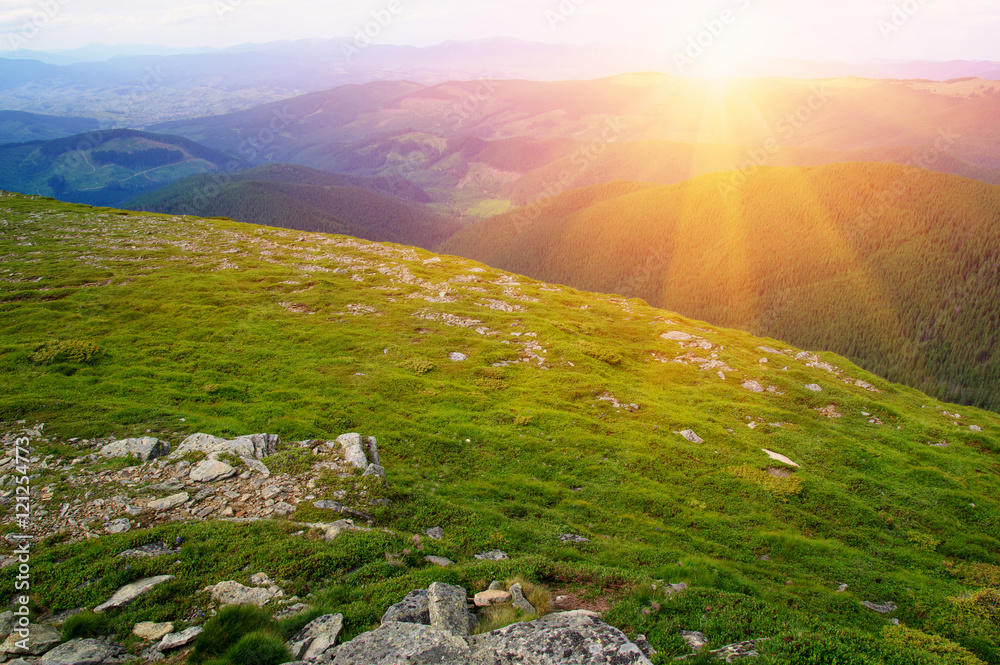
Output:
[
  {"xmin": 173, "ymin": 433, "xmax": 279, "ymax": 460},
  {"xmin": 805, "ymin": 384, "xmax": 823, "ymax": 392},
  {"xmin": 761, "ymin": 449, "xmax": 800, "ymax": 468},
  {"xmin": 971, "ymin": 425, "xmax": 983, "ymax": 432},
  {"xmin": 287, "ymin": 613, "xmax": 343, "ymax": 660},
  {"xmin": 425, "ymin": 556, "xmax": 454, "ymax": 567},
  {"xmin": 861, "ymin": 600, "xmax": 897, "ymax": 614},
  {"xmin": 249, "ymin": 573, "xmax": 273, "ymax": 586},
  {"xmin": 363, "ymin": 437, "xmax": 379, "ymax": 466},
  {"xmin": 95, "ymin": 575, "xmax": 174, "ymax": 612},
  {"xmin": 310, "ymin": 520, "xmax": 358, "ymax": 540},
  {"xmin": 474, "ymin": 590, "xmax": 512, "ymax": 607},
  {"xmin": 362, "ymin": 464, "xmax": 385, "ymax": 478},
  {"xmin": 273, "ymin": 502, "xmax": 296, "ymax": 516},
  {"xmin": 330, "ymin": 622, "xmax": 470, "ymax": 665},
  {"xmin": 509, "ymin": 583, "xmax": 536, "ymax": 615},
  {"xmin": 635, "ymin": 634, "xmax": 656, "ymax": 658},
  {"xmin": 425, "ymin": 526, "xmax": 444, "ymax": 540},
  {"xmin": 143, "ymin": 479, "xmax": 185, "ymax": 493},
  {"xmin": 1, "ymin": 623, "xmax": 61, "ymax": 656},
  {"xmin": 147, "ymin": 493, "xmax": 188, "ymax": 511},
  {"xmin": 680, "ymin": 630, "xmax": 708, "ymax": 651},
  {"xmin": 262, "ymin": 485, "xmax": 283, "ymax": 500},
  {"xmin": 313, "ymin": 501, "xmax": 342, "ymax": 511},
  {"xmin": 558, "ymin": 534, "xmax": 589, "ymax": 543},
  {"xmin": 190, "ymin": 459, "xmax": 236, "ymax": 483},
  {"xmin": 428, "ymin": 582, "xmax": 472, "ymax": 636},
  {"xmin": 474, "ymin": 549, "xmax": 508, "ymax": 561},
  {"xmin": 40, "ymin": 638, "xmax": 123, "ymax": 665},
  {"xmin": 336, "ymin": 434, "xmax": 368, "ymax": 469},
  {"xmin": 100, "ymin": 437, "xmax": 170, "ymax": 462},
  {"xmin": 381, "ymin": 589, "xmax": 430, "ymax": 626},
  {"xmin": 742, "ymin": 380, "xmax": 765, "ymax": 393},
  {"xmin": 677, "ymin": 639, "xmax": 765, "ymax": 662},
  {"xmin": 205, "ymin": 580, "xmax": 283, "ymax": 607},
  {"xmin": 103, "ymin": 518, "xmax": 131, "ymax": 534},
  {"xmin": 449, "ymin": 352, "xmax": 467, "ymax": 362},
  {"xmin": 158, "ymin": 626, "xmax": 203, "ymax": 651},
  {"xmin": 0, "ymin": 611, "xmax": 13, "ymax": 641},
  {"xmin": 241, "ymin": 456, "xmax": 271, "ymax": 477},
  {"xmin": 661, "ymin": 331, "xmax": 693, "ymax": 341},
  {"xmin": 470, "ymin": 610, "xmax": 652, "ymax": 664},
  {"xmin": 679, "ymin": 429, "xmax": 704, "ymax": 444},
  {"xmin": 488, "ymin": 581, "xmax": 503, "ymax": 591},
  {"xmin": 133, "ymin": 622, "xmax": 174, "ymax": 641},
  {"xmin": 836, "ymin": 584, "xmax": 849, "ymax": 593},
  {"xmin": 119, "ymin": 542, "xmax": 178, "ymax": 558}
]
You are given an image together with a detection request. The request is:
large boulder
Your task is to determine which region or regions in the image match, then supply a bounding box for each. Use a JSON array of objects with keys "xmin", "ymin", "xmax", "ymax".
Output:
[
  {"xmin": 381, "ymin": 589, "xmax": 430, "ymax": 626},
  {"xmin": 100, "ymin": 437, "xmax": 169, "ymax": 462},
  {"xmin": 287, "ymin": 614, "xmax": 343, "ymax": 660},
  {"xmin": 40, "ymin": 638, "xmax": 123, "ymax": 665},
  {"xmin": 173, "ymin": 433, "xmax": 279, "ymax": 460},
  {"xmin": 470, "ymin": 610, "xmax": 653, "ymax": 664},
  {"xmin": 336, "ymin": 434, "xmax": 368, "ymax": 469},
  {"xmin": 133, "ymin": 622, "xmax": 174, "ymax": 641},
  {"xmin": 190, "ymin": 459, "xmax": 237, "ymax": 482},
  {"xmin": 158, "ymin": 626, "xmax": 203, "ymax": 651},
  {"xmin": 509, "ymin": 583, "xmax": 536, "ymax": 615},
  {"xmin": 428, "ymin": 582, "xmax": 472, "ymax": 637},
  {"xmin": 1, "ymin": 623, "xmax": 61, "ymax": 656},
  {"xmin": 95, "ymin": 575, "xmax": 174, "ymax": 612},
  {"xmin": 329, "ymin": 622, "xmax": 470, "ymax": 665},
  {"xmin": 147, "ymin": 493, "xmax": 188, "ymax": 511},
  {"xmin": 205, "ymin": 580, "xmax": 283, "ymax": 607}
]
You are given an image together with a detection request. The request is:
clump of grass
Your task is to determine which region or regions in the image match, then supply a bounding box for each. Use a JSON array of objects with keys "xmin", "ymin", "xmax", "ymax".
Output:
[
  {"xmin": 882, "ymin": 625, "xmax": 986, "ymax": 665},
  {"xmin": 266, "ymin": 447, "xmax": 319, "ymax": 476},
  {"xmin": 61, "ymin": 610, "xmax": 110, "ymax": 640},
  {"xmin": 472, "ymin": 578, "xmax": 552, "ymax": 634},
  {"xmin": 190, "ymin": 605, "xmax": 275, "ymax": 663},
  {"xmin": 30, "ymin": 339, "xmax": 103, "ymax": 364},
  {"xmin": 224, "ymin": 632, "xmax": 291, "ymax": 665},
  {"xmin": 400, "ymin": 358, "xmax": 433, "ymax": 375},
  {"xmin": 475, "ymin": 378, "xmax": 509, "ymax": 391},
  {"xmin": 944, "ymin": 561, "xmax": 1000, "ymax": 587},
  {"xmin": 506, "ymin": 577, "xmax": 552, "ymax": 616},
  {"xmin": 908, "ymin": 531, "xmax": 941, "ymax": 552},
  {"xmin": 726, "ymin": 466, "xmax": 802, "ymax": 501},
  {"xmin": 578, "ymin": 340, "xmax": 622, "ymax": 366},
  {"xmin": 474, "ymin": 604, "xmax": 522, "ymax": 634}
]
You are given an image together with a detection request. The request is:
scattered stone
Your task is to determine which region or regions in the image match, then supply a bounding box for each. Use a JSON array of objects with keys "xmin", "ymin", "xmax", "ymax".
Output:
[
  {"xmin": 249, "ymin": 573, "xmax": 273, "ymax": 586},
  {"xmin": 662, "ymin": 331, "xmax": 693, "ymax": 341},
  {"xmin": 861, "ymin": 601, "xmax": 897, "ymax": 614},
  {"xmin": 147, "ymin": 493, "xmax": 189, "ymax": 511},
  {"xmin": 818, "ymin": 404, "xmax": 842, "ymax": 418},
  {"xmin": 40, "ymin": 638, "xmax": 123, "ymax": 665},
  {"xmin": 173, "ymin": 433, "xmax": 279, "ymax": 460},
  {"xmin": 677, "ymin": 639, "xmax": 765, "ymax": 662},
  {"xmin": 474, "ymin": 549, "xmax": 508, "ymax": 561},
  {"xmin": 381, "ymin": 590, "xmax": 430, "ymax": 626},
  {"xmin": 336, "ymin": 433, "xmax": 368, "ymax": 469},
  {"xmin": 205, "ymin": 580, "xmax": 283, "ymax": 607},
  {"xmin": 273, "ymin": 502, "xmax": 296, "ymax": 516},
  {"xmin": 362, "ymin": 464, "xmax": 385, "ymax": 478},
  {"xmin": 100, "ymin": 437, "xmax": 170, "ymax": 462},
  {"xmin": 95, "ymin": 575, "xmax": 174, "ymax": 613},
  {"xmin": 314, "ymin": 500, "xmax": 342, "ymax": 511},
  {"xmin": 425, "ymin": 526, "xmax": 444, "ymax": 540},
  {"xmin": 158, "ymin": 626, "xmax": 203, "ymax": 651},
  {"xmin": 104, "ymin": 518, "xmax": 131, "ymax": 534},
  {"xmin": 143, "ymin": 479, "xmax": 185, "ymax": 494},
  {"xmin": 970, "ymin": 425, "xmax": 983, "ymax": 432},
  {"xmin": 424, "ymin": 556, "xmax": 454, "ymax": 567},
  {"xmin": 241, "ymin": 456, "xmax": 271, "ymax": 477},
  {"xmin": 287, "ymin": 613, "xmax": 343, "ymax": 660},
  {"xmin": 0, "ymin": 623, "xmax": 61, "ymax": 656},
  {"xmin": 363, "ymin": 437, "xmax": 380, "ymax": 466},
  {"xmin": 190, "ymin": 459, "xmax": 236, "ymax": 483},
  {"xmin": 474, "ymin": 590, "xmax": 512, "ymax": 607},
  {"xmin": 680, "ymin": 630, "xmax": 708, "ymax": 652},
  {"xmin": 761, "ymin": 449, "xmax": 800, "ymax": 468},
  {"xmin": 428, "ymin": 582, "xmax": 473, "ymax": 636},
  {"xmin": 836, "ymin": 584, "xmax": 849, "ymax": 593},
  {"xmin": 805, "ymin": 384, "xmax": 823, "ymax": 392},
  {"xmin": 509, "ymin": 583, "xmax": 536, "ymax": 615},
  {"xmin": 449, "ymin": 352, "xmax": 467, "ymax": 362},
  {"xmin": 679, "ymin": 430, "xmax": 704, "ymax": 444},
  {"xmin": 120, "ymin": 542, "xmax": 178, "ymax": 558},
  {"xmin": 133, "ymin": 622, "xmax": 174, "ymax": 641},
  {"xmin": 558, "ymin": 534, "xmax": 589, "ymax": 543},
  {"xmin": 262, "ymin": 485, "xmax": 283, "ymax": 501},
  {"xmin": 742, "ymin": 380, "xmax": 765, "ymax": 393}
]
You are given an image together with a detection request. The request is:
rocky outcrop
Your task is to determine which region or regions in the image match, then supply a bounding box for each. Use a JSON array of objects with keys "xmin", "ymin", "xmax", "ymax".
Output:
[
  {"xmin": 381, "ymin": 589, "xmax": 430, "ymax": 626},
  {"xmin": 189, "ymin": 459, "xmax": 237, "ymax": 482},
  {"xmin": 428, "ymin": 582, "xmax": 473, "ymax": 636},
  {"xmin": 172, "ymin": 433, "xmax": 279, "ymax": 460},
  {"xmin": 328, "ymin": 622, "xmax": 469, "ymax": 665},
  {"xmin": 287, "ymin": 614, "xmax": 343, "ymax": 660},
  {"xmin": 0, "ymin": 624, "xmax": 61, "ymax": 657},
  {"xmin": 336, "ymin": 434, "xmax": 368, "ymax": 469},
  {"xmin": 100, "ymin": 437, "xmax": 169, "ymax": 462},
  {"xmin": 40, "ymin": 638, "xmax": 123, "ymax": 665},
  {"xmin": 94, "ymin": 575, "xmax": 174, "ymax": 612},
  {"xmin": 205, "ymin": 579, "xmax": 284, "ymax": 607}
]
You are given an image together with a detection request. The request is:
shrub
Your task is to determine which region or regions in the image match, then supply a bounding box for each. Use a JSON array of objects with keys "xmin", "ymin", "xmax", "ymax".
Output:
[
  {"xmin": 190, "ymin": 605, "xmax": 275, "ymax": 662},
  {"xmin": 224, "ymin": 632, "xmax": 292, "ymax": 665},
  {"xmin": 882, "ymin": 625, "xmax": 986, "ymax": 665},
  {"xmin": 908, "ymin": 532, "xmax": 941, "ymax": 552},
  {"xmin": 726, "ymin": 466, "xmax": 803, "ymax": 501},
  {"xmin": 30, "ymin": 339, "xmax": 103, "ymax": 364},
  {"xmin": 578, "ymin": 341, "xmax": 622, "ymax": 366},
  {"xmin": 61, "ymin": 610, "xmax": 110, "ymax": 640},
  {"xmin": 400, "ymin": 358, "xmax": 433, "ymax": 375}
]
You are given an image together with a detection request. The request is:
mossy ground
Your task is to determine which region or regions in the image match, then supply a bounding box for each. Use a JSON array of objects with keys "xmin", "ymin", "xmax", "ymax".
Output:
[{"xmin": 1, "ymin": 193, "xmax": 998, "ymax": 663}]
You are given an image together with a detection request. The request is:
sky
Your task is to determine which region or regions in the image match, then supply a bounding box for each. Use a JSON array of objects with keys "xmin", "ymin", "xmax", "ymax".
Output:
[{"xmin": 1, "ymin": 0, "xmax": 999, "ymax": 64}]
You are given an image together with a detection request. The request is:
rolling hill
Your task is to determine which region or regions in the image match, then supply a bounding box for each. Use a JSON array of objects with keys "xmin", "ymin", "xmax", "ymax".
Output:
[
  {"xmin": 0, "ymin": 129, "xmax": 231, "ymax": 207},
  {"xmin": 1, "ymin": 192, "xmax": 999, "ymax": 663},
  {"xmin": 0, "ymin": 110, "xmax": 100, "ymax": 145},
  {"xmin": 128, "ymin": 164, "xmax": 458, "ymax": 250},
  {"xmin": 442, "ymin": 163, "xmax": 1000, "ymax": 412}
]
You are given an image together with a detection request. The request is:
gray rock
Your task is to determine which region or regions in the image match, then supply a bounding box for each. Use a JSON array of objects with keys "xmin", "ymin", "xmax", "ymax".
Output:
[
  {"xmin": 95, "ymin": 575, "xmax": 174, "ymax": 612},
  {"xmin": 474, "ymin": 590, "xmax": 512, "ymax": 607},
  {"xmin": 558, "ymin": 534, "xmax": 589, "ymax": 543},
  {"xmin": 205, "ymin": 580, "xmax": 283, "ymax": 607},
  {"xmin": 424, "ymin": 556, "xmax": 454, "ymax": 568},
  {"xmin": 474, "ymin": 549, "xmax": 508, "ymax": 561},
  {"xmin": 337, "ymin": 434, "xmax": 368, "ymax": 469},
  {"xmin": 861, "ymin": 600, "xmax": 897, "ymax": 614},
  {"xmin": 970, "ymin": 425, "xmax": 983, "ymax": 432},
  {"xmin": 635, "ymin": 634, "xmax": 656, "ymax": 658},
  {"xmin": 287, "ymin": 614, "xmax": 343, "ymax": 660},
  {"xmin": 805, "ymin": 384, "xmax": 823, "ymax": 392},
  {"xmin": 40, "ymin": 638, "xmax": 123, "ymax": 665},
  {"xmin": 488, "ymin": 581, "xmax": 503, "ymax": 591},
  {"xmin": 132, "ymin": 622, "xmax": 173, "ymax": 641},
  {"xmin": 677, "ymin": 639, "xmax": 766, "ymax": 662},
  {"xmin": 273, "ymin": 502, "xmax": 296, "ymax": 516},
  {"xmin": 1, "ymin": 624, "xmax": 61, "ymax": 656},
  {"xmin": 741, "ymin": 380, "xmax": 765, "ymax": 393},
  {"xmin": 363, "ymin": 437, "xmax": 380, "ymax": 466},
  {"xmin": 262, "ymin": 485, "xmax": 283, "ymax": 501},
  {"xmin": 679, "ymin": 429, "xmax": 704, "ymax": 444},
  {"xmin": 190, "ymin": 459, "xmax": 236, "ymax": 483},
  {"xmin": 449, "ymin": 352, "xmax": 467, "ymax": 362},
  {"xmin": 241, "ymin": 456, "xmax": 271, "ymax": 477},
  {"xmin": 680, "ymin": 630, "xmax": 708, "ymax": 651},
  {"xmin": 119, "ymin": 542, "xmax": 178, "ymax": 558},
  {"xmin": 381, "ymin": 589, "xmax": 430, "ymax": 626},
  {"xmin": 147, "ymin": 493, "xmax": 188, "ymax": 511},
  {"xmin": 313, "ymin": 500, "xmax": 342, "ymax": 511},
  {"xmin": 470, "ymin": 610, "xmax": 652, "ymax": 664},
  {"xmin": 100, "ymin": 437, "xmax": 170, "ymax": 462},
  {"xmin": 509, "ymin": 583, "xmax": 536, "ymax": 615},
  {"xmin": 142, "ymin": 479, "xmax": 185, "ymax": 494},
  {"xmin": 158, "ymin": 626, "xmax": 203, "ymax": 651},
  {"xmin": 361, "ymin": 464, "xmax": 385, "ymax": 479},
  {"xmin": 425, "ymin": 526, "xmax": 444, "ymax": 540},
  {"xmin": 0, "ymin": 611, "xmax": 13, "ymax": 641},
  {"xmin": 428, "ymin": 582, "xmax": 472, "ymax": 636},
  {"xmin": 104, "ymin": 518, "xmax": 131, "ymax": 534},
  {"xmin": 173, "ymin": 433, "xmax": 279, "ymax": 460},
  {"xmin": 330, "ymin": 622, "xmax": 469, "ymax": 665}
]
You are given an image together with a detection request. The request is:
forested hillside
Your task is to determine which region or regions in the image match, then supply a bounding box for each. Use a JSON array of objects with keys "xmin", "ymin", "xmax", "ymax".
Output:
[{"xmin": 443, "ymin": 163, "xmax": 1000, "ymax": 411}]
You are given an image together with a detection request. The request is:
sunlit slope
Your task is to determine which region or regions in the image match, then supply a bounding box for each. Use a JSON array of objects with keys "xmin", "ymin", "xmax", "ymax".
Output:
[
  {"xmin": 1, "ymin": 193, "xmax": 999, "ymax": 662},
  {"xmin": 443, "ymin": 163, "xmax": 1000, "ymax": 411}
]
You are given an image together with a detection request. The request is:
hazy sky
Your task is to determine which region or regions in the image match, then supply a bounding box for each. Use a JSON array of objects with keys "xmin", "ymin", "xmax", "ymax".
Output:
[{"xmin": 2, "ymin": 0, "xmax": 999, "ymax": 63}]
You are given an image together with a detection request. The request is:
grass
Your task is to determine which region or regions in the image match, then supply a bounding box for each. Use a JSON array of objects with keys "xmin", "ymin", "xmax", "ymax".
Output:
[{"xmin": 1, "ymin": 194, "xmax": 999, "ymax": 662}]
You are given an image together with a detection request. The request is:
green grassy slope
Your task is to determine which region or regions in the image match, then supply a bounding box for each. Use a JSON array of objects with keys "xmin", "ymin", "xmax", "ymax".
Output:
[
  {"xmin": 443, "ymin": 163, "xmax": 1000, "ymax": 413},
  {"xmin": 1, "ymin": 193, "xmax": 999, "ymax": 663}
]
